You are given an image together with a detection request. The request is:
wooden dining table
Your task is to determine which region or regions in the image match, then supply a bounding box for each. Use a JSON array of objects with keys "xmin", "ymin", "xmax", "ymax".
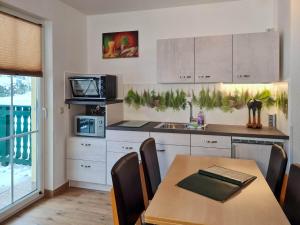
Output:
[{"xmin": 144, "ymin": 155, "xmax": 290, "ymax": 225}]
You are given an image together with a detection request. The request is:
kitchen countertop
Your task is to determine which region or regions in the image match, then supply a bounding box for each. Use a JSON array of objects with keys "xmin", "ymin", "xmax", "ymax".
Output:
[{"xmin": 107, "ymin": 121, "xmax": 289, "ymax": 140}]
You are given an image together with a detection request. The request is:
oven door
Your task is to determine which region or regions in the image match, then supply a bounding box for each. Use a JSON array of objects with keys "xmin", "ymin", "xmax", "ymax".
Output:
[
  {"xmin": 70, "ymin": 78, "xmax": 100, "ymax": 98},
  {"xmin": 75, "ymin": 117, "xmax": 96, "ymax": 136}
]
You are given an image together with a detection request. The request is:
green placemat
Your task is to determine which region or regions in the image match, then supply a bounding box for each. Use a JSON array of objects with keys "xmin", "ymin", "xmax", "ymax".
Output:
[{"xmin": 177, "ymin": 173, "xmax": 241, "ymax": 202}]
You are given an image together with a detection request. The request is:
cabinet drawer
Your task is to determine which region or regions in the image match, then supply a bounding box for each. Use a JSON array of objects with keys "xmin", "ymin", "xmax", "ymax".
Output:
[
  {"xmin": 106, "ymin": 130, "xmax": 149, "ymax": 142},
  {"xmin": 107, "ymin": 141, "xmax": 141, "ymax": 155},
  {"xmin": 67, "ymin": 159, "xmax": 106, "ymax": 184},
  {"xmin": 191, "ymin": 135, "xmax": 231, "ymax": 149},
  {"xmin": 191, "ymin": 147, "xmax": 231, "ymax": 158},
  {"xmin": 150, "ymin": 132, "xmax": 190, "ymax": 146},
  {"xmin": 67, "ymin": 137, "xmax": 106, "ymax": 162}
]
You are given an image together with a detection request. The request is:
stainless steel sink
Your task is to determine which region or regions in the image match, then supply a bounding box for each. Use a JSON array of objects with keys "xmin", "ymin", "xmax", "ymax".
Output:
[{"xmin": 154, "ymin": 122, "xmax": 189, "ymax": 129}]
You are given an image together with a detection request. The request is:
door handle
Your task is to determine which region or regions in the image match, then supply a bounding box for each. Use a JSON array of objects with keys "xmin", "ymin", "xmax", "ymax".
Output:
[{"xmin": 157, "ymin": 149, "xmax": 166, "ymax": 152}]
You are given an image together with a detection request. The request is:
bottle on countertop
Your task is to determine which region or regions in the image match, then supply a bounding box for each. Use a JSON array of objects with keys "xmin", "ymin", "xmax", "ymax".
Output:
[{"xmin": 197, "ymin": 111, "xmax": 205, "ymax": 126}]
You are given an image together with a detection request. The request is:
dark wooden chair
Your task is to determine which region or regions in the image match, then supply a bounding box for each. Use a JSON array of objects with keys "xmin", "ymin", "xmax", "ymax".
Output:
[
  {"xmin": 111, "ymin": 152, "xmax": 150, "ymax": 225},
  {"xmin": 140, "ymin": 138, "xmax": 161, "ymax": 200},
  {"xmin": 266, "ymin": 144, "xmax": 287, "ymax": 200},
  {"xmin": 283, "ymin": 164, "xmax": 300, "ymax": 225}
]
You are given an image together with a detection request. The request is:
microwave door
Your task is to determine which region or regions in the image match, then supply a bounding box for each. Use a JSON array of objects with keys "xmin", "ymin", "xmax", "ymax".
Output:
[
  {"xmin": 77, "ymin": 119, "xmax": 90, "ymax": 134},
  {"xmin": 71, "ymin": 79, "xmax": 99, "ymax": 98}
]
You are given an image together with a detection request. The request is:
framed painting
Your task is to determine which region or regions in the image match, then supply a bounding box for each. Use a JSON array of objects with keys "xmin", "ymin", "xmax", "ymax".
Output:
[{"xmin": 102, "ymin": 30, "xmax": 139, "ymax": 59}]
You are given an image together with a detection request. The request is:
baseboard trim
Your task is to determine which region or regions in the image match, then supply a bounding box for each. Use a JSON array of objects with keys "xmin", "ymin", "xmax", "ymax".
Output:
[
  {"xmin": 69, "ymin": 180, "xmax": 111, "ymax": 192},
  {"xmin": 44, "ymin": 181, "xmax": 69, "ymax": 198}
]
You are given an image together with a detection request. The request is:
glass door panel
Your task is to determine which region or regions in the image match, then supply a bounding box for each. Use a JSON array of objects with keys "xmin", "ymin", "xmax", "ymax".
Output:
[
  {"xmin": 0, "ymin": 75, "xmax": 12, "ymax": 210},
  {"xmin": 0, "ymin": 140, "xmax": 12, "ymax": 210},
  {"xmin": 0, "ymin": 75, "xmax": 41, "ymax": 213},
  {"xmin": 13, "ymin": 133, "xmax": 37, "ymax": 202},
  {"xmin": 12, "ymin": 76, "xmax": 39, "ymax": 203}
]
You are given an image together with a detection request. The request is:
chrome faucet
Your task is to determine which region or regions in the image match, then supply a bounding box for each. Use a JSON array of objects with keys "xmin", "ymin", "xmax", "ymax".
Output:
[{"xmin": 188, "ymin": 101, "xmax": 193, "ymax": 123}]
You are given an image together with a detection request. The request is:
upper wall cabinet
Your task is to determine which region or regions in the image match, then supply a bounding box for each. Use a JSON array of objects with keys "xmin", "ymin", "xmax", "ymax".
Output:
[
  {"xmin": 195, "ymin": 35, "xmax": 233, "ymax": 83},
  {"xmin": 233, "ymin": 31, "xmax": 279, "ymax": 83},
  {"xmin": 157, "ymin": 38, "xmax": 194, "ymax": 83}
]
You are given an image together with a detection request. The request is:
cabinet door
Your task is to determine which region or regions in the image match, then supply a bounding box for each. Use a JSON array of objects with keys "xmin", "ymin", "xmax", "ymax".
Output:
[
  {"xmin": 67, "ymin": 137, "xmax": 106, "ymax": 162},
  {"xmin": 233, "ymin": 143, "xmax": 271, "ymax": 177},
  {"xmin": 233, "ymin": 31, "xmax": 279, "ymax": 83},
  {"xmin": 156, "ymin": 144, "xmax": 190, "ymax": 178},
  {"xmin": 157, "ymin": 38, "xmax": 194, "ymax": 83},
  {"xmin": 195, "ymin": 35, "xmax": 232, "ymax": 83},
  {"xmin": 67, "ymin": 159, "xmax": 106, "ymax": 184},
  {"xmin": 106, "ymin": 151, "xmax": 125, "ymax": 185},
  {"xmin": 150, "ymin": 132, "xmax": 190, "ymax": 146},
  {"xmin": 191, "ymin": 147, "xmax": 231, "ymax": 158}
]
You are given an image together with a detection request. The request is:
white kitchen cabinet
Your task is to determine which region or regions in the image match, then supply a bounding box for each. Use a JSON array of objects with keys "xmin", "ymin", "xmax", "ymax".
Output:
[
  {"xmin": 195, "ymin": 35, "xmax": 233, "ymax": 83},
  {"xmin": 106, "ymin": 130, "xmax": 149, "ymax": 143},
  {"xmin": 157, "ymin": 38, "xmax": 194, "ymax": 83},
  {"xmin": 150, "ymin": 132, "xmax": 190, "ymax": 146},
  {"xmin": 156, "ymin": 144, "xmax": 190, "ymax": 178},
  {"xmin": 67, "ymin": 159, "xmax": 106, "ymax": 184},
  {"xmin": 106, "ymin": 141, "xmax": 144, "ymax": 185},
  {"xmin": 67, "ymin": 137, "xmax": 107, "ymax": 185},
  {"xmin": 233, "ymin": 31, "xmax": 279, "ymax": 83},
  {"xmin": 106, "ymin": 130, "xmax": 150, "ymax": 185},
  {"xmin": 67, "ymin": 137, "xmax": 106, "ymax": 162},
  {"xmin": 106, "ymin": 151, "xmax": 126, "ymax": 185},
  {"xmin": 191, "ymin": 134, "xmax": 231, "ymax": 158}
]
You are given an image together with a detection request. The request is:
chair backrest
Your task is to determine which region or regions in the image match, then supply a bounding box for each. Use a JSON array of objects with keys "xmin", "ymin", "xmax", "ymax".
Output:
[
  {"xmin": 266, "ymin": 144, "xmax": 287, "ymax": 200},
  {"xmin": 111, "ymin": 152, "xmax": 145, "ymax": 225},
  {"xmin": 140, "ymin": 138, "xmax": 161, "ymax": 200},
  {"xmin": 283, "ymin": 164, "xmax": 300, "ymax": 225}
]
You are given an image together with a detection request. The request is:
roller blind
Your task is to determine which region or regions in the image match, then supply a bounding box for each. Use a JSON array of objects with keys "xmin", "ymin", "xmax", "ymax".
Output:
[{"xmin": 0, "ymin": 11, "xmax": 42, "ymax": 77}]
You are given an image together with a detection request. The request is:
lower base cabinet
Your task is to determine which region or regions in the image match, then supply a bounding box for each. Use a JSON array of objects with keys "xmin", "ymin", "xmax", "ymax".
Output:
[
  {"xmin": 156, "ymin": 144, "xmax": 190, "ymax": 178},
  {"xmin": 67, "ymin": 137, "xmax": 107, "ymax": 185},
  {"xmin": 106, "ymin": 141, "xmax": 143, "ymax": 185},
  {"xmin": 67, "ymin": 159, "xmax": 106, "ymax": 184}
]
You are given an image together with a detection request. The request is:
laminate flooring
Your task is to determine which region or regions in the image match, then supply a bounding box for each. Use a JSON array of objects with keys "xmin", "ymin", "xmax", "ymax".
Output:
[{"xmin": 3, "ymin": 188, "xmax": 113, "ymax": 225}]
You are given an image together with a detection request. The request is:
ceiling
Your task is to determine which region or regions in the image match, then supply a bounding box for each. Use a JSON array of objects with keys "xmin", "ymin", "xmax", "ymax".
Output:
[{"xmin": 59, "ymin": 0, "xmax": 237, "ymax": 15}]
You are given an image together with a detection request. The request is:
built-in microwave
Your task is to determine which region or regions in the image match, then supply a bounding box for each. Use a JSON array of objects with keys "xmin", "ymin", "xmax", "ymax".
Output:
[
  {"xmin": 69, "ymin": 75, "xmax": 117, "ymax": 100},
  {"xmin": 74, "ymin": 115, "xmax": 105, "ymax": 137}
]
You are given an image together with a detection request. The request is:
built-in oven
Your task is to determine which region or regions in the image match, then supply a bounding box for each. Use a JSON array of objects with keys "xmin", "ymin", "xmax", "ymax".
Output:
[{"xmin": 75, "ymin": 115, "xmax": 105, "ymax": 137}]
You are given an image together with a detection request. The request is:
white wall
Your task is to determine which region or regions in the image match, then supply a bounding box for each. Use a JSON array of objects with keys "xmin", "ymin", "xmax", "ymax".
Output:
[
  {"xmin": 86, "ymin": 0, "xmax": 288, "ymax": 130},
  {"xmin": 87, "ymin": 0, "xmax": 275, "ymax": 84},
  {"xmin": 1, "ymin": 0, "xmax": 87, "ymax": 190},
  {"xmin": 289, "ymin": 0, "xmax": 300, "ymax": 163}
]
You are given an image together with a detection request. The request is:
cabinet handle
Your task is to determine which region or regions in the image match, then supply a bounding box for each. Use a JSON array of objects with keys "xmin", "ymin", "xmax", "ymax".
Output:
[
  {"xmin": 198, "ymin": 75, "xmax": 211, "ymax": 79},
  {"xmin": 157, "ymin": 149, "xmax": 166, "ymax": 152},
  {"xmin": 81, "ymin": 143, "xmax": 91, "ymax": 147},
  {"xmin": 238, "ymin": 74, "xmax": 251, "ymax": 78},
  {"xmin": 206, "ymin": 140, "xmax": 218, "ymax": 144}
]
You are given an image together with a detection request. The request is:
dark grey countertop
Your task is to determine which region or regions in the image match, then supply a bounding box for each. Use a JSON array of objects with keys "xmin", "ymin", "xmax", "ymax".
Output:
[{"xmin": 107, "ymin": 121, "xmax": 289, "ymax": 140}]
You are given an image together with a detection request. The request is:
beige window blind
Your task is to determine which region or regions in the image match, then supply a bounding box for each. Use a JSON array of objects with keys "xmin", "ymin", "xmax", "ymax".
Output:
[{"xmin": 0, "ymin": 11, "xmax": 42, "ymax": 77}]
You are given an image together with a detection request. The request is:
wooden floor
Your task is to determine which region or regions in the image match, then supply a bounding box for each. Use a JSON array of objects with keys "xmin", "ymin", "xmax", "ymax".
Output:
[{"xmin": 3, "ymin": 188, "xmax": 114, "ymax": 225}]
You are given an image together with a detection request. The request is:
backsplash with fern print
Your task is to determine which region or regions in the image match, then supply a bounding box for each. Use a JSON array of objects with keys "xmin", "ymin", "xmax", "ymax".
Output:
[{"xmin": 123, "ymin": 82, "xmax": 289, "ymax": 134}]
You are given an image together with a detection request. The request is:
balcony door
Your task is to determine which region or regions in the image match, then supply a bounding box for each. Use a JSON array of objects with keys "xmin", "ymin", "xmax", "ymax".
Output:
[{"xmin": 0, "ymin": 75, "xmax": 43, "ymax": 218}]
